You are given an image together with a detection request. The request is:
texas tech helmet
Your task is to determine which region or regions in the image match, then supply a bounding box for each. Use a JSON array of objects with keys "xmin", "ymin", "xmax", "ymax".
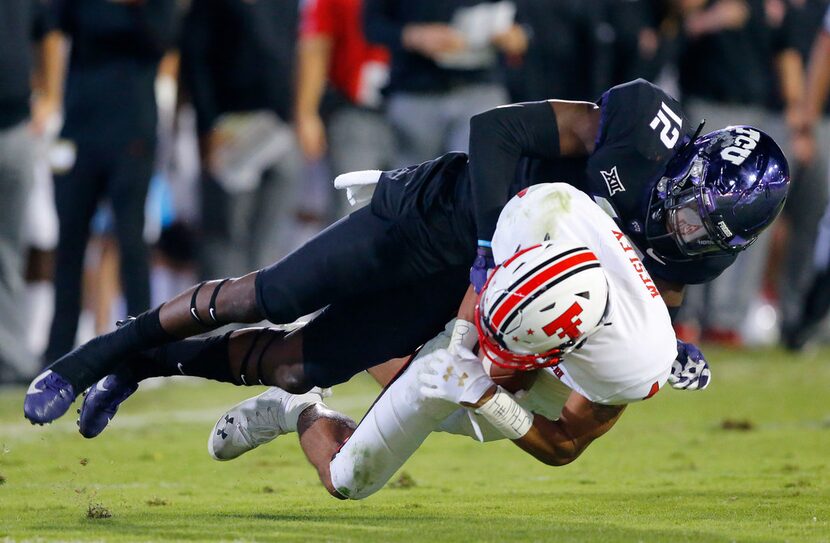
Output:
[{"xmin": 475, "ymin": 243, "xmax": 609, "ymax": 371}]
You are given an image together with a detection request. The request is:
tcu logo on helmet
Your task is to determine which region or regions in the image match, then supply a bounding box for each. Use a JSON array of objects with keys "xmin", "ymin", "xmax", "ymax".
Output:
[
  {"xmin": 720, "ymin": 127, "xmax": 760, "ymax": 166},
  {"xmin": 542, "ymin": 301, "xmax": 584, "ymax": 341}
]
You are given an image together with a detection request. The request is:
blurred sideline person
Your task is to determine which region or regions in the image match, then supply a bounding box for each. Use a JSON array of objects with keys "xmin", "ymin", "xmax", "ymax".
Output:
[
  {"xmin": 44, "ymin": 0, "xmax": 177, "ymax": 364},
  {"xmin": 180, "ymin": 0, "xmax": 302, "ymax": 280},
  {"xmin": 296, "ymin": 0, "xmax": 396, "ymax": 219},
  {"xmin": 676, "ymin": 0, "xmax": 811, "ymax": 346},
  {"xmin": 784, "ymin": 2, "xmax": 830, "ymax": 350},
  {"xmin": 363, "ymin": 0, "xmax": 527, "ymax": 165},
  {"xmin": 0, "ymin": 0, "xmax": 62, "ymax": 381},
  {"xmin": 23, "ymin": 79, "xmax": 788, "ymax": 429},
  {"xmin": 504, "ymin": 0, "xmax": 610, "ymax": 103},
  {"xmin": 761, "ymin": 0, "xmax": 830, "ymax": 333}
]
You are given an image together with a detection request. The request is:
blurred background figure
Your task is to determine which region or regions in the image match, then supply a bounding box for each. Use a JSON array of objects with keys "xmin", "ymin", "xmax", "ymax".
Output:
[
  {"xmin": 0, "ymin": 0, "xmax": 62, "ymax": 380},
  {"xmin": 504, "ymin": 0, "xmax": 610, "ymax": 103},
  {"xmin": 674, "ymin": 0, "xmax": 813, "ymax": 347},
  {"xmin": 44, "ymin": 0, "xmax": 177, "ymax": 364},
  {"xmin": 180, "ymin": 0, "xmax": 301, "ymax": 280},
  {"xmin": 783, "ymin": 0, "xmax": 830, "ymax": 350},
  {"xmin": 363, "ymin": 0, "xmax": 528, "ymax": 166},
  {"xmin": 295, "ymin": 0, "xmax": 395, "ymax": 220}
]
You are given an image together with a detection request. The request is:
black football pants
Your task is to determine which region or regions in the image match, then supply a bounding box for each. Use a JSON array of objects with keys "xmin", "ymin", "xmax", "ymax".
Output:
[
  {"xmin": 45, "ymin": 139, "xmax": 154, "ymax": 363},
  {"xmin": 255, "ymin": 204, "xmax": 475, "ymax": 387}
]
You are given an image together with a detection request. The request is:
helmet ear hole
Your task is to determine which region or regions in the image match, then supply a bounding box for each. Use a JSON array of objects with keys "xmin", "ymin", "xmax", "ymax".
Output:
[{"xmin": 476, "ymin": 243, "xmax": 609, "ymax": 371}]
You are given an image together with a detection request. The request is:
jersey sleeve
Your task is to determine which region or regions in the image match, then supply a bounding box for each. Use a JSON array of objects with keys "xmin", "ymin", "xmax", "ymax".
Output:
[
  {"xmin": 596, "ymin": 79, "xmax": 690, "ymax": 160},
  {"xmin": 587, "ymin": 79, "xmax": 691, "ymax": 209},
  {"xmin": 300, "ymin": 0, "xmax": 337, "ymax": 37},
  {"xmin": 585, "ymin": 80, "xmax": 689, "ymax": 236},
  {"xmin": 469, "ymin": 101, "xmax": 561, "ymax": 245}
]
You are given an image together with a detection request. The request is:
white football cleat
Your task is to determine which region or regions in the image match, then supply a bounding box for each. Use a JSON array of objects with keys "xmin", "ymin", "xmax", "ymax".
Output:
[{"xmin": 208, "ymin": 387, "xmax": 327, "ymax": 461}]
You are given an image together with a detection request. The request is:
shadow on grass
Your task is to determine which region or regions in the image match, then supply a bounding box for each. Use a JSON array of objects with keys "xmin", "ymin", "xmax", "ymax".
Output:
[{"xmin": 12, "ymin": 489, "xmax": 820, "ymax": 543}]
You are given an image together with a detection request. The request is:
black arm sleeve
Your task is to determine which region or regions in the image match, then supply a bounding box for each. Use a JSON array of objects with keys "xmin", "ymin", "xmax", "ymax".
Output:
[{"xmin": 469, "ymin": 101, "xmax": 560, "ymax": 242}]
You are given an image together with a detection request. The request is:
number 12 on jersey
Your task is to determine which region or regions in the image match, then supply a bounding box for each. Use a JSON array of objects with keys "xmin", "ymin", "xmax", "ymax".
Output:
[{"xmin": 650, "ymin": 102, "xmax": 683, "ymax": 149}]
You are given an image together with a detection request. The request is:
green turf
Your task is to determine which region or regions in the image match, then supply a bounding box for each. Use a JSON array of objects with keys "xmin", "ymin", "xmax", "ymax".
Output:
[{"xmin": 1, "ymin": 346, "xmax": 829, "ymax": 542}]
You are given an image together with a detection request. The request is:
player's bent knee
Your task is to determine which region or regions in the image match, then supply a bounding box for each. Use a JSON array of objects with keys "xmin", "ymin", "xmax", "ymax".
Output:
[
  {"xmin": 272, "ymin": 364, "xmax": 312, "ymax": 394},
  {"xmin": 328, "ymin": 453, "xmax": 377, "ymax": 500}
]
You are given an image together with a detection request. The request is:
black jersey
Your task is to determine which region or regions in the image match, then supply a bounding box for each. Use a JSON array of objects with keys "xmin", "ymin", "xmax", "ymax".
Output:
[
  {"xmin": 518, "ymin": 79, "xmax": 737, "ymax": 285},
  {"xmin": 372, "ymin": 80, "xmax": 736, "ymax": 286}
]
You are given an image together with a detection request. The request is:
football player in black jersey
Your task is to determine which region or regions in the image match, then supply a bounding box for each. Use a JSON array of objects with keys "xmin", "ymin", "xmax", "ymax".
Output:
[{"xmin": 25, "ymin": 80, "xmax": 789, "ymax": 434}]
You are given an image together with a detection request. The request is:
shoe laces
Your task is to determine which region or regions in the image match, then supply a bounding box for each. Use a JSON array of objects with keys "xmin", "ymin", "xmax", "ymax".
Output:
[
  {"xmin": 44, "ymin": 375, "xmax": 72, "ymax": 398},
  {"xmin": 241, "ymin": 403, "xmax": 284, "ymax": 445}
]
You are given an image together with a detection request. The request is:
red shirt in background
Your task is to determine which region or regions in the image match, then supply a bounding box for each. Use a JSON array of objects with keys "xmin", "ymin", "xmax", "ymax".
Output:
[{"xmin": 300, "ymin": 0, "xmax": 390, "ymax": 107}]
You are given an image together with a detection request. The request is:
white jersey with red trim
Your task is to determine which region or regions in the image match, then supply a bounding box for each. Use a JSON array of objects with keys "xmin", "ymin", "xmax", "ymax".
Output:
[{"xmin": 491, "ymin": 183, "xmax": 676, "ymax": 404}]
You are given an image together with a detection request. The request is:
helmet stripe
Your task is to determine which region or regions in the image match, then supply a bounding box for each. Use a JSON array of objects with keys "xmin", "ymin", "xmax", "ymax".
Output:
[
  {"xmin": 487, "ymin": 246, "xmax": 589, "ymax": 318},
  {"xmin": 488, "ymin": 250, "xmax": 599, "ymax": 329},
  {"xmin": 498, "ymin": 262, "xmax": 602, "ymax": 337}
]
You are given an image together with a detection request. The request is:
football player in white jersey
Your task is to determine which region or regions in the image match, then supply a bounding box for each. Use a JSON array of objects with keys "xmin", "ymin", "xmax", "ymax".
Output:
[{"xmin": 205, "ymin": 183, "xmax": 700, "ymax": 500}]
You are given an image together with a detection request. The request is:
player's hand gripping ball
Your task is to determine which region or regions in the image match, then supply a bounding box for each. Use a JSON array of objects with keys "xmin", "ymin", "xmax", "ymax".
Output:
[
  {"xmin": 418, "ymin": 347, "xmax": 494, "ymax": 406},
  {"xmin": 669, "ymin": 339, "xmax": 711, "ymax": 391},
  {"xmin": 482, "ymin": 357, "xmax": 539, "ymax": 395}
]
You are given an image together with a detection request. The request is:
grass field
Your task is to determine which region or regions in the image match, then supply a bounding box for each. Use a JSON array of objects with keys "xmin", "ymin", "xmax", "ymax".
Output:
[{"xmin": 0, "ymin": 346, "xmax": 829, "ymax": 542}]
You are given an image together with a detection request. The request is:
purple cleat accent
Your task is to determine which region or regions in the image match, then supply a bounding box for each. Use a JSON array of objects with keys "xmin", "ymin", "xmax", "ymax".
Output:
[
  {"xmin": 78, "ymin": 373, "xmax": 138, "ymax": 438},
  {"xmin": 24, "ymin": 370, "xmax": 76, "ymax": 424}
]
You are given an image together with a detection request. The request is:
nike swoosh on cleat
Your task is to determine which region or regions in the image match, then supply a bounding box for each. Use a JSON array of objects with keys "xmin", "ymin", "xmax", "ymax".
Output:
[
  {"xmin": 96, "ymin": 380, "xmax": 110, "ymax": 392},
  {"xmin": 26, "ymin": 370, "xmax": 52, "ymax": 395}
]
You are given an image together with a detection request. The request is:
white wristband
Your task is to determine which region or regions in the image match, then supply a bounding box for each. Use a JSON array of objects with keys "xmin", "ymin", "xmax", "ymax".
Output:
[
  {"xmin": 474, "ymin": 386, "xmax": 534, "ymax": 440},
  {"xmin": 448, "ymin": 319, "xmax": 478, "ymax": 353}
]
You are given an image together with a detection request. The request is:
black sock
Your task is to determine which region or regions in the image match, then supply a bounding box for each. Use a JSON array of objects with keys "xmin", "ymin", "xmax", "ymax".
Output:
[
  {"xmin": 126, "ymin": 332, "xmax": 236, "ymax": 385},
  {"xmin": 50, "ymin": 306, "xmax": 176, "ymax": 391}
]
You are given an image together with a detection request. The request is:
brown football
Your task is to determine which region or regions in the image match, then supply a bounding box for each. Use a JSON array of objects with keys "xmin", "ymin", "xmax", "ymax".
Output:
[{"xmin": 483, "ymin": 358, "xmax": 539, "ymax": 394}]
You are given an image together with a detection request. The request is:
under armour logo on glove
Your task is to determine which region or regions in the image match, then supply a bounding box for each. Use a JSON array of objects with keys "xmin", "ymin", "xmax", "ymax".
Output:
[
  {"xmin": 470, "ymin": 245, "xmax": 495, "ymax": 293},
  {"xmin": 669, "ymin": 339, "xmax": 711, "ymax": 391},
  {"xmin": 418, "ymin": 348, "xmax": 494, "ymax": 406}
]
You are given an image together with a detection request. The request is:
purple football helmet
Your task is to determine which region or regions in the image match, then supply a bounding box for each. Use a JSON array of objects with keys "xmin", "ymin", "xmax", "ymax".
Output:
[{"xmin": 646, "ymin": 125, "xmax": 790, "ymax": 262}]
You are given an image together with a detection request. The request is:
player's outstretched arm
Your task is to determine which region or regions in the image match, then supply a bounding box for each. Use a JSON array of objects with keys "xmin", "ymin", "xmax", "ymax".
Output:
[
  {"xmin": 418, "ymin": 348, "xmax": 624, "ymax": 466},
  {"xmin": 508, "ymin": 392, "xmax": 625, "ymax": 466},
  {"xmin": 468, "ymin": 100, "xmax": 600, "ymax": 245},
  {"xmin": 467, "ymin": 100, "xmax": 600, "ymax": 292}
]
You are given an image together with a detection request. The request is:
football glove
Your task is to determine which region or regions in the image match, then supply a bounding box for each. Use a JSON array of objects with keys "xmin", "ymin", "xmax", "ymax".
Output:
[
  {"xmin": 470, "ymin": 245, "xmax": 495, "ymax": 294},
  {"xmin": 418, "ymin": 347, "xmax": 494, "ymax": 406},
  {"xmin": 669, "ymin": 339, "xmax": 711, "ymax": 391},
  {"xmin": 448, "ymin": 319, "xmax": 478, "ymax": 355}
]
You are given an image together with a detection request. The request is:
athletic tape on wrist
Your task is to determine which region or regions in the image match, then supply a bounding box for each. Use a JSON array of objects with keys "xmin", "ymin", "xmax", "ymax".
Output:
[
  {"xmin": 449, "ymin": 319, "xmax": 478, "ymax": 352},
  {"xmin": 474, "ymin": 386, "xmax": 533, "ymax": 440}
]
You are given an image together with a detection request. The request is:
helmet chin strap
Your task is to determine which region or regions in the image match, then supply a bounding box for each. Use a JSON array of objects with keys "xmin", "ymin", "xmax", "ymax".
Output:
[{"xmin": 686, "ymin": 119, "xmax": 707, "ymax": 149}]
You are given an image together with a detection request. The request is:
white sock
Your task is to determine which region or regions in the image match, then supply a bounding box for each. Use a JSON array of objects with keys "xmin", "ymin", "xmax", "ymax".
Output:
[{"xmin": 282, "ymin": 388, "xmax": 326, "ymax": 432}]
